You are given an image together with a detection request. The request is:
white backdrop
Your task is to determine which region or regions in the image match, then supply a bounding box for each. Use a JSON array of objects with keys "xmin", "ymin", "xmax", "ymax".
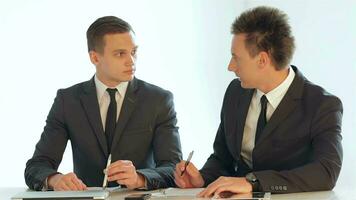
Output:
[{"xmin": 0, "ymin": 0, "xmax": 355, "ymax": 190}]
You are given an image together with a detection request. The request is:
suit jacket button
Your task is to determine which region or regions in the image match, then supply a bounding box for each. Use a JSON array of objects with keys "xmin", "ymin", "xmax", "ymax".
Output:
[
  {"xmin": 270, "ymin": 186, "xmax": 274, "ymax": 190},
  {"xmin": 283, "ymin": 186, "xmax": 287, "ymax": 191}
]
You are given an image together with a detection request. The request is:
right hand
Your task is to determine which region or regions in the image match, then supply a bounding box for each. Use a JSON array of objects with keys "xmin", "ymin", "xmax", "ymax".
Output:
[
  {"xmin": 48, "ymin": 172, "xmax": 87, "ymax": 191},
  {"xmin": 174, "ymin": 161, "xmax": 204, "ymax": 188}
]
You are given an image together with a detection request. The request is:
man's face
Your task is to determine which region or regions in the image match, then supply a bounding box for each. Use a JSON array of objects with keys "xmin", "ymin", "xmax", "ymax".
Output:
[
  {"xmin": 90, "ymin": 32, "xmax": 137, "ymax": 86},
  {"xmin": 228, "ymin": 34, "xmax": 262, "ymax": 89}
]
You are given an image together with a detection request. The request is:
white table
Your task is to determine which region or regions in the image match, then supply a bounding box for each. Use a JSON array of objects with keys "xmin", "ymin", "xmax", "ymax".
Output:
[{"xmin": 0, "ymin": 187, "xmax": 352, "ymax": 200}]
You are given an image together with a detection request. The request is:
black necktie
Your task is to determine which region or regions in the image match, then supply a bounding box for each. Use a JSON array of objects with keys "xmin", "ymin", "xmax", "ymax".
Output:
[
  {"xmin": 255, "ymin": 95, "xmax": 268, "ymax": 144},
  {"xmin": 105, "ymin": 88, "xmax": 117, "ymax": 153}
]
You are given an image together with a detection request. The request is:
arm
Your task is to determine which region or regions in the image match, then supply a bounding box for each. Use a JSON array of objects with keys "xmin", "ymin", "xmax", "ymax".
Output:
[
  {"xmin": 24, "ymin": 90, "xmax": 69, "ymax": 191},
  {"xmin": 255, "ymin": 96, "xmax": 343, "ymax": 193},
  {"xmin": 136, "ymin": 91, "xmax": 182, "ymax": 190},
  {"xmin": 199, "ymin": 120, "xmax": 235, "ymax": 186}
]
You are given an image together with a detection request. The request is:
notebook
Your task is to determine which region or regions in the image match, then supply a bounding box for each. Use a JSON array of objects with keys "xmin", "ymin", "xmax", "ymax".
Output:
[
  {"xmin": 151, "ymin": 188, "xmax": 270, "ymax": 200},
  {"xmin": 12, "ymin": 189, "xmax": 109, "ymax": 200}
]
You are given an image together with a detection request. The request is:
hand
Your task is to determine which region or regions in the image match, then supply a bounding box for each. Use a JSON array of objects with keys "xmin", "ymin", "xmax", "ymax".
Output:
[
  {"xmin": 174, "ymin": 161, "xmax": 204, "ymax": 188},
  {"xmin": 48, "ymin": 172, "xmax": 87, "ymax": 191},
  {"xmin": 198, "ymin": 177, "xmax": 252, "ymax": 198},
  {"xmin": 107, "ymin": 160, "xmax": 145, "ymax": 189}
]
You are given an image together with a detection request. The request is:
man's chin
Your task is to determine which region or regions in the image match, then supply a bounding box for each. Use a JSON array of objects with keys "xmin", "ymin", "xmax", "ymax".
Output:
[
  {"xmin": 120, "ymin": 74, "xmax": 134, "ymax": 82},
  {"xmin": 240, "ymin": 81, "xmax": 253, "ymax": 89}
]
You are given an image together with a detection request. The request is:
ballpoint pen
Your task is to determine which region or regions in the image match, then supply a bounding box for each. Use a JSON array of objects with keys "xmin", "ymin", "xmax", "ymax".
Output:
[
  {"xmin": 181, "ymin": 150, "xmax": 194, "ymax": 176},
  {"xmin": 102, "ymin": 154, "xmax": 112, "ymax": 189}
]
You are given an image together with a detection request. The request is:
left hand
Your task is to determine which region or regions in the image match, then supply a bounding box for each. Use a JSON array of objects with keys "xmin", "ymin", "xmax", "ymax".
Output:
[
  {"xmin": 198, "ymin": 176, "xmax": 252, "ymax": 198},
  {"xmin": 107, "ymin": 160, "xmax": 145, "ymax": 189}
]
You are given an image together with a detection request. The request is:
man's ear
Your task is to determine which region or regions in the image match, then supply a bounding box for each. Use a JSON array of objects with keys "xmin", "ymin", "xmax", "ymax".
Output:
[
  {"xmin": 258, "ymin": 51, "xmax": 270, "ymax": 68},
  {"xmin": 89, "ymin": 51, "xmax": 100, "ymax": 65}
]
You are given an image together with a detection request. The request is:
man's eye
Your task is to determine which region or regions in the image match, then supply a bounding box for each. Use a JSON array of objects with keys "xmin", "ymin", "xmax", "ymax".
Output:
[
  {"xmin": 116, "ymin": 52, "xmax": 125, "ymax": 57},
  {"xmin": 232, "ymin": 56, "xmax": 238, "ymax": 62}
]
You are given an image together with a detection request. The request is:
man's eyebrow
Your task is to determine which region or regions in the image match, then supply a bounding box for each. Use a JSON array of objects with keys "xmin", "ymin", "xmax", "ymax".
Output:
[{"xmin": 113, "ymin": 49, "xmax": 127, "ymax": 52}]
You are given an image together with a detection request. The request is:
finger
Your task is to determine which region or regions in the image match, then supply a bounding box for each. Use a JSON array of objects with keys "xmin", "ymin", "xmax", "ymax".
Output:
[
  {"xmin": 56, "ymin": 182, "xmax": 71, "ymax": 191},
  {"xmin": 175, "ymin": 162, "xmax": 185, "ymax": 174},
  {"xmin": 108, "ymin": 172, "xmax": 132, "ymax": 182},
  {"xmin": 207, "ymin": 182, "xmax": 231, "ymax": 198},
  {"xmin": 71, "ymin": 177, "xmax": 84, "ymax": 191},
  {"xmin": 185, "ymin": 162, "xmax": 200, "ymax": 177},
  {"xmin": 115, "ymin": 177, "xmax": 131, "ymax": 186},
  {"xmin": 109, "ymin": 160, "xmax": 132, "ymax": 169},
  {"xmin": 108, "ymin": 164, "xmax": 134, "ymax": 176},
  {"xmin": 69, "ymin": 173, "xmax": 86, "ymax": 191},
  {"xmin": 183, "ymin": 163, "xmax": 204, "ymax": 187},
  {"xmin": 198, "ymin": 180, "xmax": 221, "ymax": 197},
  {"xmin": 65, "ymin": 179, "xmax": 80, "ymax": 191},
  {"xmin": 174, "ymin": 170, "xmax": 186, "ymax": 188},
  {"xmin": 78, "ymin": 179, "xmax": 87, "ymax": 190},
  {"xmin": 214, "ymin": 187, "xmax": 230, "ymax": 197},
  {"xmin": 177, "ymin": 161, "xmax": 187, "ymax": 172}
]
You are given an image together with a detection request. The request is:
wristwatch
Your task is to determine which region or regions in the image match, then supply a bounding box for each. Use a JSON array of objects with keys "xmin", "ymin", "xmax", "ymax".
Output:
[{"xmin": 245, "ymin": 172, "xmax": 260, "ymax": 192}]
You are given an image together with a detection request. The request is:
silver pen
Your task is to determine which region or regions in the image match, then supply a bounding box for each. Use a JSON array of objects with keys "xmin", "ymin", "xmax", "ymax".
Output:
[
  {"xmin": 102, "ymin": 154, "xmax": 112, "ymax": 189},
  {"xmin": 181, "ymin": 150, "xmax": 194, "ymax": 176}
]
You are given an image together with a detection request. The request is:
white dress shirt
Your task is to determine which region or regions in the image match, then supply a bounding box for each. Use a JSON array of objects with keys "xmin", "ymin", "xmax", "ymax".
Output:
[
  {"xmin": 94, "ymin": 75, "xmax": 128, "ymax": 131},
  {"xmin": 241, "ymin": 67, "xmax": 295, "ymax": 168}
]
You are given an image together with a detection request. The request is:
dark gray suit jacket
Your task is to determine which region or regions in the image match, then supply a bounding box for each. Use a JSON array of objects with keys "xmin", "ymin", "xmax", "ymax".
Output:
[
  {"xmin": 200, "ymin": 66, "xmax": 343, "ymax": 193},
  {"xmin": 25, "ymin": 77, "xmax": 182, "ymax": 190}
]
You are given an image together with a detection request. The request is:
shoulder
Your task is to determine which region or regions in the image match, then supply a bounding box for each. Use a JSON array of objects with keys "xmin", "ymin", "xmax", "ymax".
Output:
[
  {"xmin": 291, "ymin": 66, "xmax": 342, "ymax": 110},
  {"xmin": 134, "ymin": 78, "xmax": 174, "ymax": 105},
  {"xmin": 135, "ymin": 78, "xmax": 173, "ymax": 97},
  {"xmin": 303, "ymin": 79, "xmax": 342, "ymax": 109},
  {"xmin": 56, "ymin": 79, "xmax": 92, "ymax": 97}
]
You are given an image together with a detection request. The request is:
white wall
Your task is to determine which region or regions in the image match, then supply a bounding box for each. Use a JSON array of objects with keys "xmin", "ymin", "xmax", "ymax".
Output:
[{"xmin": 0, "ymin": 0, "xmax": 355, "ymax": 190}]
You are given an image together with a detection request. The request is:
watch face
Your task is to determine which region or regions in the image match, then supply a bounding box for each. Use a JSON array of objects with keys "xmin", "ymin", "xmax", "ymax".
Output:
[{"xmin": 247, "ymin": 173, "xmax": 257, "ymax": 182}]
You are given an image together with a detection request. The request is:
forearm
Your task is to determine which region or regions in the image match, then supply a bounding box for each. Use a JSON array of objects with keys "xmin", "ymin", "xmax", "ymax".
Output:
[
  {"xmin": 254, "ymin": 160, "xmax": 341, "ymax": 193},
  {"xmin": 25, "ymin": 158, "xmax": 59, "ymax": 191}
]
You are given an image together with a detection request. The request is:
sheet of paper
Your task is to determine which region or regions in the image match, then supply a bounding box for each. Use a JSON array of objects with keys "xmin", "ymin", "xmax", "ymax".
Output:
[
  {"xmin": 87, "ymin": 186, "xmax": 127, "ymax": 193},
  {"xmin": 11, "ymin": 190, "xmax": 109, "ymax": 199},
  {"xmin": 151, "ymin": 187, "xmax": 205, "ymax": 197}
]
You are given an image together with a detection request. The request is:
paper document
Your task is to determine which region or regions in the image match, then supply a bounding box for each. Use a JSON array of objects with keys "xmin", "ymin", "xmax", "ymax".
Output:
[
  {"xmin": 88, "ymin": 186, "xmax": 126, "ymax": 193},
  {"xmin": 11, "ymin": 189, "xmax": 109, "ymax": 200},
  {"xmin": 11, "ymin": 187, "xmax": 126, "ymax": 200},
  {"xmin": 151, "ymin": 187, "xmax": 204, "ymax": 197}
]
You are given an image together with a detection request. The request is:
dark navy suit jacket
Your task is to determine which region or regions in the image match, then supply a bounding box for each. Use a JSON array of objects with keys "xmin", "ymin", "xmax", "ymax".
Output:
[
  {"xmin": 25, "ymin": 77, "xmax": 182, "ymax": 190},
  {"xmin": 200, "ymin": 66, "xmax": 343, "ymax": 193}
]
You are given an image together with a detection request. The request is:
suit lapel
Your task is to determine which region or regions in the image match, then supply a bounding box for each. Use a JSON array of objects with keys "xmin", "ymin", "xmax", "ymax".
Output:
[
  {"xmin": 110, "ymin": 78, "xmax": 138, "ymax": 152},
  {"xmin": 255, "ymin": 66, "xmax": 304, "ymax": 146},
  {"xmin": 227, "ymin": 87, "xmax": 254, "ymax": 160},
  {"xmin": 80, "ymin": 77, "xmax": 108, "ymax": 156}
]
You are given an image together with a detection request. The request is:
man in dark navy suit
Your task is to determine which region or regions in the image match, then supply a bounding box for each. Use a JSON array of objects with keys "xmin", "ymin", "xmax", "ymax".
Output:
[
  {"xmin": 175, "ymin": 6, "xmax": 343, "ymax": 196},
  {"xmin": 25, "ymin": 16, "xmax": 182, "ymax": 191}
]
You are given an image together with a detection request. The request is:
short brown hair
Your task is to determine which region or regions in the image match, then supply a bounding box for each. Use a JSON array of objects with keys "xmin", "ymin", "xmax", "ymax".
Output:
[
  {"xmin": 231, "ymin": 6, "xmax": 295, "ymax": 70},
  {"xmin": 86, "ymin": 16, "xmax": 134, "ymax": 53}
]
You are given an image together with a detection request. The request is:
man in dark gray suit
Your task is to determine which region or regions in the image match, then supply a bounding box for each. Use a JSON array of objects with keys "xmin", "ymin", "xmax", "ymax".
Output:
[
  {"xmin": 25, "ymin": 16, "xmax": 182, "ymax": 191},
  {"xmin": 174, "ymin": 6, "xmax": 343, "ymax": 196}
]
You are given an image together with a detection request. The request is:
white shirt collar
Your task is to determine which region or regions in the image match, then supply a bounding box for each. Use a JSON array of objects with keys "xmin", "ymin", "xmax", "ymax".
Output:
[
  {"xmin": 256, "ymin": 67, "xmax": 295, "ymax": 109},
  {"xmin": 94, "ymin": 75, "xmax": 129, "ymax": 102}
]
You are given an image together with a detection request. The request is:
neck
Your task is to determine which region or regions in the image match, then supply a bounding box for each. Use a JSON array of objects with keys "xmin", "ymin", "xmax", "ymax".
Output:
[
  {"xmin": 258, "ymin": 67, "xmax": 289, "ymax": 94},
  {"xmin": 96, "ymin": 73, "xmax": 121, "ymax": 88}
]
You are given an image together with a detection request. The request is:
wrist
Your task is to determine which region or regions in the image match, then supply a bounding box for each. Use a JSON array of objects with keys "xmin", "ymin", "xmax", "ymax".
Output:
[
  {"xmin": 48, "ymin": 173, "xmax": 62, "ymax": 189},
  {"xmin": 245, "ymin": 173, "xmax": 260, "ymax": 192},
  {"xmin": 135, "ymin": 173, "xmax": 146, "ymax": 188}
]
